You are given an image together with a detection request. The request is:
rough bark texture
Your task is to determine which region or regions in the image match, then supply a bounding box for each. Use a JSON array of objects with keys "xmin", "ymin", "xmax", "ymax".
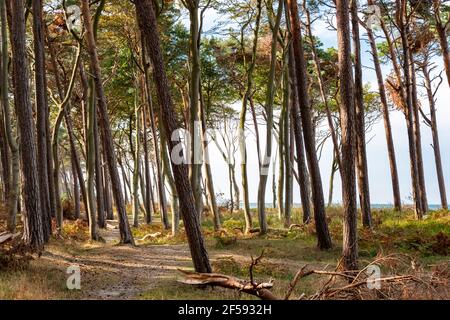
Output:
[
  {"xmin": 32, "ymin": 0, "xmax": 52, "ymax": 241},
  {"xmin": 288, "ymin": 47, "xmax": 311, "ymax": 224},
  {"xmin": 135, "ymin": 0, "xmax": 211, "ymax": 273},
  {"xmin": 1, "ymin": 0, "xmax": 19, "ymax": 233},
  {"xmin": 336, "ymin": 0, "xmax": 358, "ymax": 271},
  {"xmin": 81, "ymin": 0, "xmax": 134, "ymax": 244},
  {"xmin": 351, "ymin": 1, "xmax": 372, "ymax": 229},
  {"xmin": 9, "ymin": 0, "xmax": 44, "ymax": 250},
  {"xmin": 287, "ymin": 0, "xmax": 331, "ymax": 249}
]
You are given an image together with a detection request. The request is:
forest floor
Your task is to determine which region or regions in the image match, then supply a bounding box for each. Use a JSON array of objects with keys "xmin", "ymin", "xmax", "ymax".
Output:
[{"xmin": 0, "ymin": 208, "xmax": 449, "ymax": 300}]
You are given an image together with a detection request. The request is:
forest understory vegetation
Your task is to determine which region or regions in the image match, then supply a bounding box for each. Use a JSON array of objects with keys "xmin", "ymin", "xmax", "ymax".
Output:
[{"xmin": 1, "ymin": 206, "xmax": 448, "ymax": 300}]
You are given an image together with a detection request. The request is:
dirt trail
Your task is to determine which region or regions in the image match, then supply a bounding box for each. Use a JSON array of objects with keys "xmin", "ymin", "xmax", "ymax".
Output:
[
  {"xmin": 41, "ymin": 221, "xmax": 194, "ymax": 299},
  {"xmin": 39, "ymin": 220, "xmax": 315, "ymax": 300}
]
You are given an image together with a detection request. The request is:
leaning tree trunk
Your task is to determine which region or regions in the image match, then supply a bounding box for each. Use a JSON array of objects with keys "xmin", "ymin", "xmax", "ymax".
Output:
[
  {"xmin": 135, "ymin": 0, "xmax": 211, "ymax": 273},
  {"xmin": 287, "ymin": 0, "xmax": 331, "ymax": 249},
  {"xmin": 351, "ymin": 1, "xmax": 372, "ymax": 229},
  {"xmin": 257, "ymin": 0, "xmax": 283, "ymax": 235},
  {"xmin": 8, "ymin": 0, "xmax": 44, "ymax": 250},
  {"xmin": 336, "ymin": 0, "xmax": 358, "ymax": 271},
  {"xmin": 365, "ymin": 19, "xmax": 402, "ymax": 212},
  {"xmin": 81, "ymin": 0, "xmax": 134, "ymax": 244},
  {"xmin": 32, "ymin": 0, "xmax": 52, "ymax": 241},
  {"xmin": 304, "ymin": 4, "xmax": 341, "ymax": 169},
  {"xmin": 0, "ymin": 0, "xmax": 19, "ymax": 233}
]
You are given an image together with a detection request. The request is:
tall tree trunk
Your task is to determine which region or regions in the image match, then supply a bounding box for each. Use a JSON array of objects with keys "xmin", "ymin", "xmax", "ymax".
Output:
[
  {"xmin": 336, "ymin": 0, "xmax": 358, "ymax": 271},
  {"xmin": 49, "ymin": 43, "xmax": 85, "ymax": 230},
  {"xmin": 351, "ymin": 1, "xmax": 372, "ymax": 229},
  {"xmin": 186, "ymin": 3, "xmax": 203, "ymax": 216},
  {"xmin": 1, "ymin": 0, "xmax": 19, "ymax": 232},
  {"xmin": 396, "ymin": 0, "xmax": 423, "ymax": 219},
  {"xmin": 304, "ymin": 3, "xmax": 341, "ymax": 169},
  {"xmin": 410, "ymin": 68, "xmax": 428, "ymax": 213},
  {"xmin": 422, "ymin": 62, "xmax": 448, "ymax": 209},
  {"xmin": 8, "ymin": 0, "xmax": 44, "ymax": 250},
  {"xmin": 257, "ymin": 0, "xmax": 283, "ymax": 234},
  {"xmin": 284, "ymin": 69, "xmax": 293, "ymax": 227},
  {"xmin": 288, "ymin": 47, "xmax": 311, "ymax": 224},
  {"xmin": 141, "ymin": 86, "xmax": 153, "ymax": 224},
  {"xmin": 135, "ymin": 0, "xmax": 211, "ymax": 273},
  {"xmin": 142, "ymin": 58, "xmax": 169, "ymax": 230},
  {"xmin": 278, "ymin": 99, "xmax": 285, "ymax": 221},
  {"xmin": 72, "ymin": 156, "xmax": 80, "ymax": 219},
  {"xmin": 32, "ymin": 0, "xmax": 51, "ymax": 241},
  {"xmin": 328, "ymin": 155, "xmax": 338, "ymax": 208},
  {"xmin": 162, "ymin": 133, "xmax": 180, "ymax": 235},
  {"xmin": 103, "ymin": 158, "xmax": 114, "ymax": 220},
  {"xmin": 132, "ymin": 88, "xmax": 141, "ymax": 228},
  {"xmin": 287, "ymin": 0, "xmax": 331, "ymax": 249},
  {"xmin": 94, "ymin": 104, "xmax": 105, "ymax": 228},
  {"xmin": 81, "ymin": 0, "xmax": 134, "ymax": 244},
  {"xmin": 86, "ymin": 77, "xmax": 99, "ymax": 240},
  {"xmin": 365, "ymin": 19, "xmax": 402, "ymax": 212},
  {"xmin": 238, "ymin": 0, "xmax": 262, "ymax": 234},
  {"xmin": 200, "ymin": 91, "xmax": 221, "ymax": 231}
]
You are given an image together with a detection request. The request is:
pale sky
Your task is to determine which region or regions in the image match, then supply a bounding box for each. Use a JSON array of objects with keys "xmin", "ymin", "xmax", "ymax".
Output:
[{"xmin": 180, "ymin": 6, "xmax": 450, "ymax": 206}]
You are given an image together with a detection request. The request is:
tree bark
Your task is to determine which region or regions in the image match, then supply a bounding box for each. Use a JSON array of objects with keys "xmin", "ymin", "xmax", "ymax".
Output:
[
  {"xmin": 288, "ymin": 47, "xmax": 311, "ymax": 224},
  {"xmin": 396, "ymin": 0, "xmax": 423, "ymax": 219},
  {"xmin": 238, "ymin": 0, "xmax": 262, "ymax": 234},
  {"xmin": 32, "ymin": 0, "xmax": 52, "ymax": 241},
  {"xmin": 141, "ymin": 84, "xmax": 153, "ymax": 224},
  {"xmin": 364, "ymin": 20, "xmax": 402, "ymax": 212},
  {"xmin": 132, "ymin": 88, "xmax": 141, "ymax": 228},
  {"xmin": 0, "ymin": 0, "xmax": 19, "ymax": 233},
  {"xmin": 8, "ymin": 0, "xmax": 44, "ymax": 250},
  {"xmin": 257, "ymin": 0, "xmax": 283, "ymax": 235},
  {"xmin": 336, "ymin": 0, "xmax": 358, "ymax": 271},
  {"xmin": 351, "ymin": 1, "xmax": 372, "ymax": 229},
  {"xmin": 200, "ymin": 90, "xmax": 221, "ymax": 231},
  {"xmin": 81, "ymin": 0, "xmax": 134, "ymax": 244},
  {"xmin": 287, "ymin": 0, "xmax": 331, "ymax": 249},
  {"xmin": 135, "ymin": 0, "xmax": 211, "ymax": 273},
  {"xmin": 421, "ymin": 62, "xmax": 447, "ymax": 209}
]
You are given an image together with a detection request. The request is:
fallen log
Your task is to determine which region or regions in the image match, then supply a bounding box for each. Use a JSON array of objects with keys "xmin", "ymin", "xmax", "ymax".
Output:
[
  {"xmin": 178, "ymin": 269, "xmax": 279, "ymax": 300},
  {"xmin": 0, "ymin": 232, "xmax": 20, "ymax": 245}
]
